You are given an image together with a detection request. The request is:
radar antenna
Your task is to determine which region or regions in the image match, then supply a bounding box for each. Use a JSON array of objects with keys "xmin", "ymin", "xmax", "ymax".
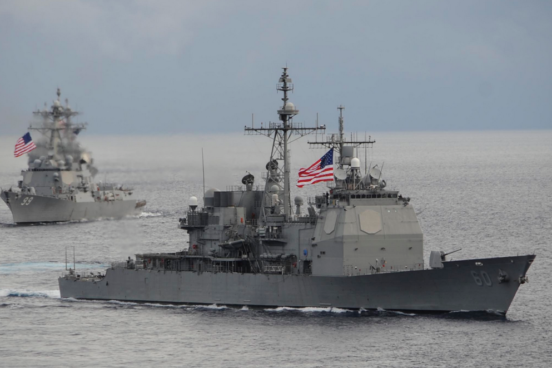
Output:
[
  {"xmin": 308, "ymin": 105, "xmax": 375, "ymax": 188},
  {"xmin": 245, "ymin": 67, "xmax": 326, "ymax": 220}
]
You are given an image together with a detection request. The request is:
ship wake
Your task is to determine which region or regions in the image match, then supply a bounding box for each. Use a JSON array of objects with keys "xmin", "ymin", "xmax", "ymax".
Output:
[{"xmin": 0, "ymin": 289, "xmax": 60, "ymax": 298}]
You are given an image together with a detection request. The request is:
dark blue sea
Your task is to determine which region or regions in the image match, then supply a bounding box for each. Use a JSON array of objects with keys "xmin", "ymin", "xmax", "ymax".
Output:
[{"xmin": 1, "ymin": 131, "xmax": 551, "ymax": 367}]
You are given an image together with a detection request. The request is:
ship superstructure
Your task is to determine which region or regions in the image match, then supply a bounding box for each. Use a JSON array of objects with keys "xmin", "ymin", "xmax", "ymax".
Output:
[
  {"xmin": 1, "ymin": 89, "xmax": 145, "ymax": 224},
  {"xmin": 59, "ymin": 70, "xmax": 534, "ymax": 314}
]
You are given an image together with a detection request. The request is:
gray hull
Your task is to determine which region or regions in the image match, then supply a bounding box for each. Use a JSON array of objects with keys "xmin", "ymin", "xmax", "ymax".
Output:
[
  {"xmin": 59, "ymin": 255, "xmax": 534, "ymax": 313},
  {"xmin": 1, "ymin": 192, "xmax": 138, "ymax": 224}
]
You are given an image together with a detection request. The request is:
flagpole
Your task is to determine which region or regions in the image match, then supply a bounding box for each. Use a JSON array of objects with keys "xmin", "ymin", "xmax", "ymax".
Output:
[{"xmin": 202, "ymin": 148, "xmax": 205, "ymax": 205}]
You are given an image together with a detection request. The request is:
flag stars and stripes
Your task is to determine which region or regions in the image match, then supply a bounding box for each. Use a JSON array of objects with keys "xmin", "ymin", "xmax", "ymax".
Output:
[
  {"xmin": 14, "ymin": 132, "xmax": 37, "ymax": 158},
  {"xmin": 296, "ymin": 148, "xmax": 334, "ymax": 188}
]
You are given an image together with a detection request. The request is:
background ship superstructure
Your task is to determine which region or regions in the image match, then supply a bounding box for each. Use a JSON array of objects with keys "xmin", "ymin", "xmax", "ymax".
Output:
[
  {"xmin": 1, "ymin": 89, "xmax": 145, "ymax": 224},
  {"xmin": 59, "ymin": 69, "xmax": 534, "ymax": 313}
]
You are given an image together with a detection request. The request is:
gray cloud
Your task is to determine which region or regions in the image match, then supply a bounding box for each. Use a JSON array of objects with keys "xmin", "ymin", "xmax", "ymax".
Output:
[{"xmin": 0, "ymin": 0, "xmax": 551, "ymax": 135}]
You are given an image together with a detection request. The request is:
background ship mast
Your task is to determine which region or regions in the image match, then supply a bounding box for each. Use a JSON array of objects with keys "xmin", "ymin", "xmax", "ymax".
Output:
[
  {"xmin": 29, "ymin": 88, "xmax": 87, "ymax": 159},
  {"xmin": 245, "ymin": 68, "xmax": 325, "ymax": 219}
]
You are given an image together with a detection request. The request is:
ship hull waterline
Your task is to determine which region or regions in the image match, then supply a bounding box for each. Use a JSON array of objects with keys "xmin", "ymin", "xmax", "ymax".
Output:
[
  {"xmin": 1, "ymin": 191, "xmax": 139, "ymax": 224},
  {"xmin": 59, "ymin": 255, "xmax": 534, "ymax": 314}
]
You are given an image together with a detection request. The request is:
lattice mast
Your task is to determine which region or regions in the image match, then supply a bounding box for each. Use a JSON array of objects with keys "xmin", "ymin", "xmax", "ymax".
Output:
[
  {"xmin": 244, "ymin": 68, "xmax": 325, "ymax": 219},
  {"xmin": 30, "ymin": 88, "xmax": 86, "ymax": 157}
]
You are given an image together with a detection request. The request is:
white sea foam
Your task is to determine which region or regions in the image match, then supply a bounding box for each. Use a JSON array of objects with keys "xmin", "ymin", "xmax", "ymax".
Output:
[
  {"xmin": 389, "ymin": 310, "xmax": 417, "ymax": 316},
  {"xmin": 138, "ymin": 211, "xmax": 162, "ymax": 218},
  {"xmin": 0, "ymin": 289, "xmax": 60, "ymax": 298},
  {"xmin": 104, "ymin": 300, "xmax": 228, "ymax": 311},
  {"xmin": 265, "ymin": 306, "xmax": 352, "ymax": 314},
  {"xmin": 107, "ymin": 300, "xmax": 140, "ymax": 306},
  {"xmin": 197, "ymin": 304, "xmax": 228, "ymax": 310}
]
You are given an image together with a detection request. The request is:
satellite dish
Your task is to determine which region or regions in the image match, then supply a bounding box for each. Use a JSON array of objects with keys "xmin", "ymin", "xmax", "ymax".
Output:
[
  {"xmin": 241, "ymin": 173, "xmax": 254, "ymax": 185},
  {"xmin": 369, "ymin": 166, "xmax": 382, "ymax": 180},
  {"xmin": 334, "ymin": 168, "xmax": 347, "ymax": 180},
  {"xmin": 266, "ymin": 160, "xmax": 278, "ymax": 170}
]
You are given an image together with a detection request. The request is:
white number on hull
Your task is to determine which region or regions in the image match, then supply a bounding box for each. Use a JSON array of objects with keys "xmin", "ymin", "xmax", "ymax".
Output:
[
  {"xmin": 21, "ymin": 197, "xmax": 34, "ymax": 206},
  {"xmin": 471, "ymin": 270, "xmax": 493, "ymax": 287}
]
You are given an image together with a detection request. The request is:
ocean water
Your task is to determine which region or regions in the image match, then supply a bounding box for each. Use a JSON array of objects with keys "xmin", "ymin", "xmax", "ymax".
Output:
[{"xmin": 0, "ymin": 130, "xmax": 551, "ymax": 368}]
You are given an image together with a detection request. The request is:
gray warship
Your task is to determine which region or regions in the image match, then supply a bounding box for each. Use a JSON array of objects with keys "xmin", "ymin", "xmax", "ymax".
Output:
[
  {"xmin": 59, "ymin": 69, "xmax": 534, "ymax": 314},
  {"xmin": 1, "ymin": 89, "xmax": 146, "ymax": 224}
]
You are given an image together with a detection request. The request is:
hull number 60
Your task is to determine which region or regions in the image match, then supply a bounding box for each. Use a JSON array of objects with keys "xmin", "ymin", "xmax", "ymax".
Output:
[{"xmin": 471, "ymin": 270, "xmax": 493, "ymax": 286}]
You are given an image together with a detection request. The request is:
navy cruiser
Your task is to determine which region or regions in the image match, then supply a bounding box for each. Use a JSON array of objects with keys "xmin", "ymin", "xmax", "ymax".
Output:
[
  {"xmin": 59, "ymin": 70, "xmax": 534, "ymax": 314},
  {"xmin": 1, "ymin": 89, "xmax": 145, "ymax": 224}
]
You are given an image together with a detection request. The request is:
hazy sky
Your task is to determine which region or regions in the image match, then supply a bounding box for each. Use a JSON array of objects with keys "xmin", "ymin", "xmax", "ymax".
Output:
[{"xmin": 1, "ymin": 0, "xmax": 551, "ymax": 136}]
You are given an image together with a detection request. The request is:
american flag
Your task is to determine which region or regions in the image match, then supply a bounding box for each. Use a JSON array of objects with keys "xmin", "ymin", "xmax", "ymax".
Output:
[
  {"xmin": 14, "ymin": 132, "xmax": 37, "ymax": 158},
  {"xmin": 297, "ymin": 148, "xmax": 334, "ymax": 188}
]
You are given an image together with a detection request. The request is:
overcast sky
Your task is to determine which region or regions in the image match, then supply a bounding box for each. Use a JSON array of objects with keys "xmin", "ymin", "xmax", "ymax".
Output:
[{"xmin": 1, "ymin": 0, "xmax": 551, "ymax": 136}]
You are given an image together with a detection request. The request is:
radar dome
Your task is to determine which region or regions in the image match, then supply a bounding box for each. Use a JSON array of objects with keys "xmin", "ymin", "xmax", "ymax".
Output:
[
  {"xmin": 189, "ymin": 196, "xmax": 198, "ymax": 211},
  {"xmin": 284, "ymin": 102, "xmax": 295, "ymax": 111},
  {"xmin": 351, "ymin": 158, "xmax": 361, "ymax": 169},
  {"xmin": 294, "ymin": 196, "xmax": 304, "ymax": 206},
  {"xmin": 270, "ymin": 185, "xmax": 279, "ymax": 194}
]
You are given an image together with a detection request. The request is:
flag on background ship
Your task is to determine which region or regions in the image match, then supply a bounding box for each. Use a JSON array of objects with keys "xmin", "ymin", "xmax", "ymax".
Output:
[
  {"xmin": 14, "ymin": 132, "xmax": 37, "ymax": 157},
  {"xmin": 297, "ymin": 148, "xmax": 334, "ymax": 188}
]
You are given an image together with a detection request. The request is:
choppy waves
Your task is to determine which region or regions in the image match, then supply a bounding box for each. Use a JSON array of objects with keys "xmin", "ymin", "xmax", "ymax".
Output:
[
  {"xmin": 0, "ymin": 289, "xmax": 60, "ymax": 298},
  {"xmin": 137, "ymin": 211, "xmax": 163, "ymax": 218}
]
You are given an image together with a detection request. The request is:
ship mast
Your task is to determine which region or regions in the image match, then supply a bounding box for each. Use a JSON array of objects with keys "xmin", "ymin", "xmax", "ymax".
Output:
[
  {"xmin": 245, "ymin": 68, "xmax": 325, "ymax": 220},
  {"xmin": 29, "ymin": 88, "xmax": 86, "ymax": 159},
  {"xmin": 308, "ymin": 105, "xmax": 375, "ymax": 188}
]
